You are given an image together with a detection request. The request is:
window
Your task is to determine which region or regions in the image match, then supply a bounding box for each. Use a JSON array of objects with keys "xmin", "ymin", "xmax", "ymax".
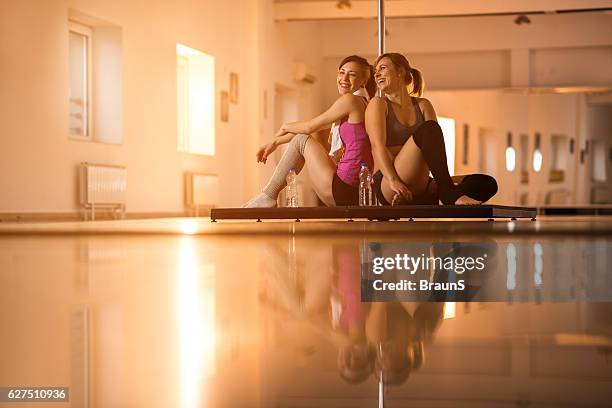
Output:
[
  {"xmin": 177, "ymin": 44, "xmax": 215, "ymax": 156},
  {"xmin": 437, "ymin": 116, "xmax": 456, "ymax": 176},
  {"xmin": 69, "ymin": 21, "xmax": 92, "ymax": 139},
  {"xmin": 68, "ymin": 12, "xmax": 123, "ymax": 144}
]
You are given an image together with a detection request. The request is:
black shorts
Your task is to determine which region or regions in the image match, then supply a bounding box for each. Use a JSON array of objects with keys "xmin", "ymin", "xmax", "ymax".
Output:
[{"xmin": 332, "ymin": 174, "xmax": 359, "ymax": 206}]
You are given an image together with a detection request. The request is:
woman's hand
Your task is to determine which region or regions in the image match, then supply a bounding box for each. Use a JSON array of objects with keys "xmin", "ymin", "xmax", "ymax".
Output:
[
  {"xmin": 388, "ymin": 178, "xmax": 413, "ymax": 204},
  {"xmin": 256, "ymin": 141, "xmax": 277, "ymax": 164},
  {"xmin": 274, "ymin": 124, "xmax": 288, "ymax": 138}
]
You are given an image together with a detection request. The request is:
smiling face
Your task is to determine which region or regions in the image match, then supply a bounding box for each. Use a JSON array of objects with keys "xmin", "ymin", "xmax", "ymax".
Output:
[
  {"xmin": 337, "ymin": 61, "xmax": 367, "ymax": 95},
  {"xmin": 374, "ymin": 56, "xmax": 405, "ymax": 94}
]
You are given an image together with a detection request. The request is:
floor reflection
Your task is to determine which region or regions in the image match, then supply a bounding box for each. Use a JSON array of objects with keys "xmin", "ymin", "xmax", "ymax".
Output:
[{"xmin": 0, "ymin": 234, "xmax": 611, "ymax": 407}]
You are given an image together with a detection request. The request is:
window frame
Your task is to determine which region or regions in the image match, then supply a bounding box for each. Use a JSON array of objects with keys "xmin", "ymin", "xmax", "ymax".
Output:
[{"xmin": 68, "ymin": 21, "xmax": 93, "ymax": 141}]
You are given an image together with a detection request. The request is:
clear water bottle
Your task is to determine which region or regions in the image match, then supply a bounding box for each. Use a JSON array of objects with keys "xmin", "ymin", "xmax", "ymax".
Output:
[
  {"xmin": 359, "ymin": 163, "xmax": 372, "ymax": 206},
  {"xmin": 286, "ymin": 168, "xmax": 298, "ymax": 207}
]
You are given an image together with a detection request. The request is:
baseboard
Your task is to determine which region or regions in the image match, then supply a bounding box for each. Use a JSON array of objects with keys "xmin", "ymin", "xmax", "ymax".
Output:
[{"xmin": 0, "ymin": 210, "xmax": 205, "ymax": 223}]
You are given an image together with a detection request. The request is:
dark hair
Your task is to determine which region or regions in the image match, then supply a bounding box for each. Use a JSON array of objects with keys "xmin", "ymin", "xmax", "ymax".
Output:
[
  {"xmin": 373, "ymin": 342, "xmax": 423, "ymax": 386},
  {"xmin": 337, "ymin": 346, "xmax": 374, "ymax": 384},
  {"xmin": 338, "ymin": 55, "xmax": 376, "ymax": 98},
  {"xmin": 375, "ymin": 53, "xmax": 425, "ymax": 97}
]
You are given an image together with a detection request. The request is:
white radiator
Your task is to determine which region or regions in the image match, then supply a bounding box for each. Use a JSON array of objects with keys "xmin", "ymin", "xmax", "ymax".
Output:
[
  {"xmin": 185, "ymin": 172, "xmax": 218, "ymax": 216},
  {"xmin": 79, "ymin": 163, "xmax": 127, "ymax": 220}
]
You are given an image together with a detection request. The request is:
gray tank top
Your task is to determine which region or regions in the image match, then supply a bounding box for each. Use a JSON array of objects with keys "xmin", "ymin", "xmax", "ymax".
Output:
[{"xmin": 385, "ymin": 97, "xmax": 424, "ymax": 146}]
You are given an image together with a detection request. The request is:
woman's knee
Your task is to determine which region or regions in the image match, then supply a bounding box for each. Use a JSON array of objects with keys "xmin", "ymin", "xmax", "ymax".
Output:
[
  {"xmin": 413, "ymin": 120, "xmax": 442, "ymax": 147},
  {"xmin": 417, "ymin": 120, "xmax": 442, "ymax": 135},
  {"xmin": 292, "ymin": 133, "xmax": 311, "ymax": 154}
]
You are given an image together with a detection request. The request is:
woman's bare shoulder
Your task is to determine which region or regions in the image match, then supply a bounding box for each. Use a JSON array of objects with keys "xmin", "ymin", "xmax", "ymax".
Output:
[
  {"xmin": 367, "ymin": 96, "xmax": 388, "ymax": 110},
  {"xmin": 415, "ymin": 97, "xmax": 436, "ymax": 119}
]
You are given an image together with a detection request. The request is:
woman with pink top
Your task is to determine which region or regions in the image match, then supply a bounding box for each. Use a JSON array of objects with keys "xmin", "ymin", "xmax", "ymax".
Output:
[{"xmin": 244, "ymin": 55, "xmax": 376, "ymax": 207}]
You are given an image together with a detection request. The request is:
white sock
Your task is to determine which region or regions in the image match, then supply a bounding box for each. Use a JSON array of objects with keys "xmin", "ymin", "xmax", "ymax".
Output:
[
  {"xmin": 261, "ymin": 134, "xmax": 310, "ymax": 200},
  {"xmin": 243, "ymin": 192, "xmax": 277, "ymax": 208}
]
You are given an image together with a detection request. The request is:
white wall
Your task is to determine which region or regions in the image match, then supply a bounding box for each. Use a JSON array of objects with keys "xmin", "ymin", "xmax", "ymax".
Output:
[{"xmin": 0, "ymin": 0, "xmax": 325, "ymax": 215}]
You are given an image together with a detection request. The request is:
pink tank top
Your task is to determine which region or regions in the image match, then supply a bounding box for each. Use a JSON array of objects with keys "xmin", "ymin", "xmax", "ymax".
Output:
[
  {"xmin": 337, "ymin": 250, "xmax": 365, "ymax": 330},
  {"xmin": 336, "ymin": 122, "xmax": 374, "ymax": 186}
]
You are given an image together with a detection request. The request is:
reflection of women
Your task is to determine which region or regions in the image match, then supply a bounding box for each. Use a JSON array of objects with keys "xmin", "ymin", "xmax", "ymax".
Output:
[
  {"xmin": 333, "ymin": 243, "xmax": 373, "ymax": 383},
  {"xmin": 366, "ymin": 53, "xmax": 498, "ymax": 205},
  {"xmin": 258, "ymin": 241, "xmax": 446, "ymax": 386},
  {"xmin": 334, "ymin": 243, "xmax": 446, "ymax": 385},
  {"xmin": 372, "ymin": 302, "xmax": 443, "ymax": 385},
  {"xmin": 245, "ymin": 55, "xmax": 376, "ymax": 207},
  {"xmin": 334, "ymin": 242, "xmax": 445, "ymax": 386},
  {"xmin": 258, "ymin": 241, "xmax": 374, "ymax": 383}
]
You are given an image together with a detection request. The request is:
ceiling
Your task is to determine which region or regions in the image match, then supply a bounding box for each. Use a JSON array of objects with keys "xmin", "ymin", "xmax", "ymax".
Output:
[{"xmin": 274, "ymin": 0, "xmax": 612, "ymax": 21}]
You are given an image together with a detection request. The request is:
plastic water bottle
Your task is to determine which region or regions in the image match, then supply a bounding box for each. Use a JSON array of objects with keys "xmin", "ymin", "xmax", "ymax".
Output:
[
  {"xmin": 286, "ymin": 168, "xmax": 298, "ymax": 207},
  {"xmin": 359, "ymin": 163, "xmax": 372, "ymax": 206}
]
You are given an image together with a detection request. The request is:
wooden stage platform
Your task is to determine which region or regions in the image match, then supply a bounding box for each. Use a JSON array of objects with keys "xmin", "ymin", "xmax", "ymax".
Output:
[{"xmin": 210, "ymin": 204, "xmax": 537, "ymax": 222}]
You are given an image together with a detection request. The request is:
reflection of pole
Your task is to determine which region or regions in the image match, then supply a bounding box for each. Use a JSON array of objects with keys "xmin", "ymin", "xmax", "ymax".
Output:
[
  {"xmin": 378, "ymin": 343, "xmax": 385, "ymax": 408},
  {"xmin": 289, "ymin": 235, "xmax": 297, "ymax": 283},
  {"xmin": 377, "ymin": 0, "xmax": 385, "ymax": 56}
]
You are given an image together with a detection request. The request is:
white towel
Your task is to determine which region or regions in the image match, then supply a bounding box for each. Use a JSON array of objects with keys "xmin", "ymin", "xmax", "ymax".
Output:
[{"xmin": 328, "ymin": 87, "xmax": 370, "ymax": 156}]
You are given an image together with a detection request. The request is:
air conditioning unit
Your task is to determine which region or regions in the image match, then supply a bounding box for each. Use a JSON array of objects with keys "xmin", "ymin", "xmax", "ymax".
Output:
[{"xmin": 294, "ymin": 62, "xmax": 316, "ymax": 84}]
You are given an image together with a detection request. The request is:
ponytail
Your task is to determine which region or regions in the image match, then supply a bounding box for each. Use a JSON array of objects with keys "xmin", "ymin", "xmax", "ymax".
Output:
[{"xmin": 409, "ymin": 67, "xmax": 424, "ymax": 97}]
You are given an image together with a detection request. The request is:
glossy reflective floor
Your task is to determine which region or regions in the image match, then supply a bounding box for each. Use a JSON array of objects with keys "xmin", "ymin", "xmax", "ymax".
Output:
[{"xmin": 1, "ymin": 217, "xmax": 611, "ymax": 407}]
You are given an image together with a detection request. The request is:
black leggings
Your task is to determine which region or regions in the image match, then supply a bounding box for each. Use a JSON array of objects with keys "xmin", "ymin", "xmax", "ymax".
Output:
[
  {"xmin": 373, "ymin": 120, "xmax": 498, "ymax": 205},
  {"xmin": 373, "ymin": 171, "xmax": 498, "ymax": 205}
]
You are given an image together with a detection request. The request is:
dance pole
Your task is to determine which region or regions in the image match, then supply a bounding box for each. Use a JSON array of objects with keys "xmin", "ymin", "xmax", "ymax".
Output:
[
  {"xmin": 378, "ymin": 1, "xmax": 386, "ymax": 401},
  {"xmin": 377, "ymin": 0, "xmax": 385, "ymax": 97},
  {"xmin": 377, "ymin": 0, "xmax": 385, "ymax": 56}
]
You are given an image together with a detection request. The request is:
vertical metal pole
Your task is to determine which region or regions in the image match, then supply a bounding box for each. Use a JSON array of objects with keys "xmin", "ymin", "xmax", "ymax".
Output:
[
  {"xmin": 378, "ymin": 371, "xmax": 385, "ymax": 408},
  {"xmin": 377, "ymin": 0, "xmax": 385, "ymax": 97},
  {"xmin": 378, "ymin": 343, "xmax": 385, "ymax": 408},
  {"xmin": 377, "ymin": 0, "xmax": 385, "ymax": 56}
]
